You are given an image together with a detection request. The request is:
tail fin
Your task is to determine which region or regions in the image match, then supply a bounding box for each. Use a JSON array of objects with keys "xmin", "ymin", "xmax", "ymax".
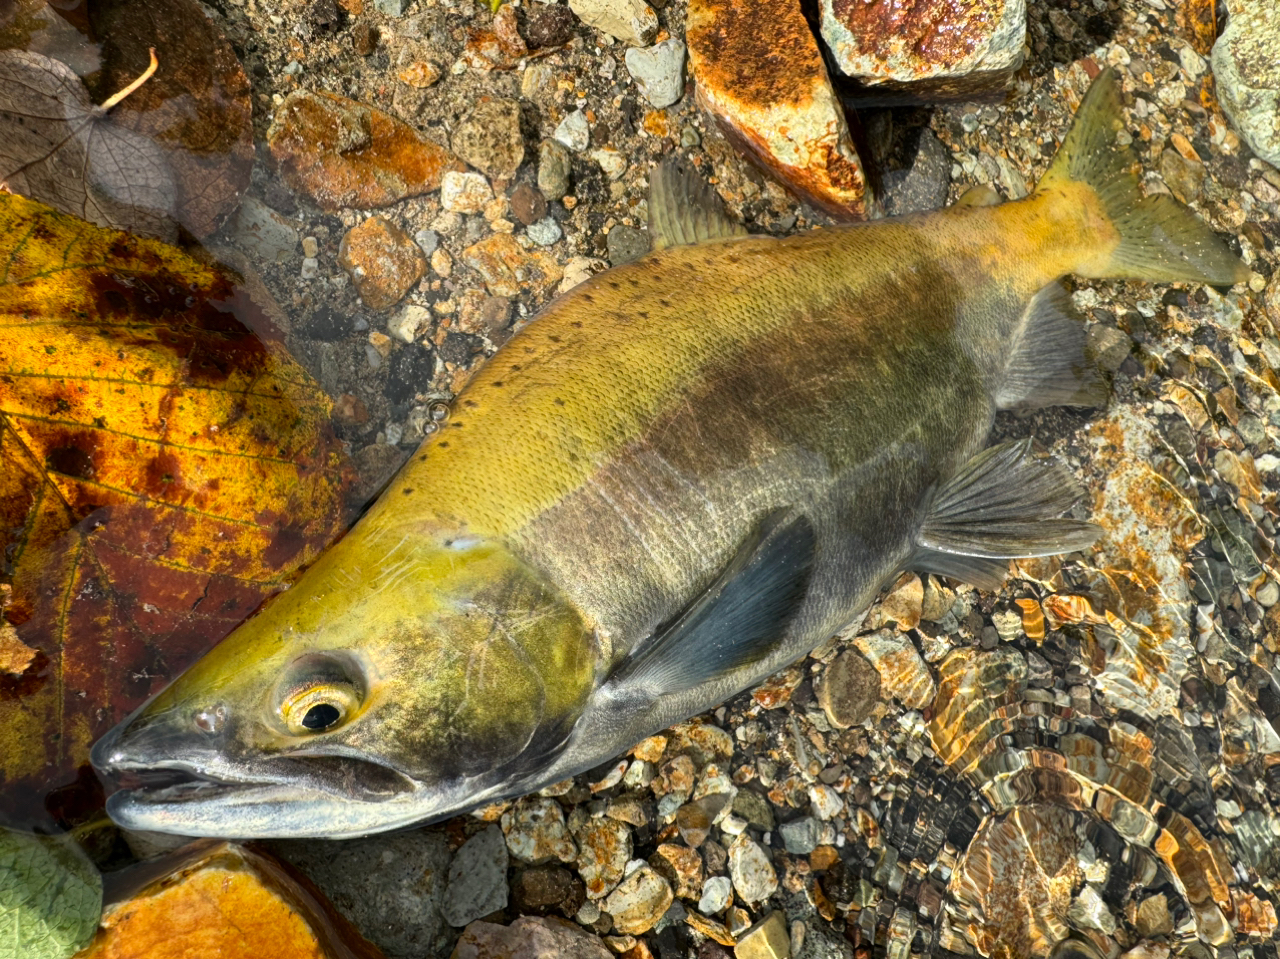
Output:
[{"xmin": 1036, "ymin": 68, "xmax": 1248, "ymax": 286}]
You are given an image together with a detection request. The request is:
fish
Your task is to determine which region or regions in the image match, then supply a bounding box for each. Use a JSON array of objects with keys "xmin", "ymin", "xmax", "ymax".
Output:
[{"xmin": 91, "ymin": 70, "xmax": 1246, "ymax": 838}]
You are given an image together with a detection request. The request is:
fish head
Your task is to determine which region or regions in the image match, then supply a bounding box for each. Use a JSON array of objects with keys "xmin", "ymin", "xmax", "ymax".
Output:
[{"xmin": 92, "ymin": 534, "xmax": 598, "ymax": 838}]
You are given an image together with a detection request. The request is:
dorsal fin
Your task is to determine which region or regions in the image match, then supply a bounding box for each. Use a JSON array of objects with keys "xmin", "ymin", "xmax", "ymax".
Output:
[
  {"xmin": 606, "ymin": 511, "xmax": 815, "ymax": 698},
  {"xmin": 647, "ymin": 159, "xmax": 748, "ymax": 251}
]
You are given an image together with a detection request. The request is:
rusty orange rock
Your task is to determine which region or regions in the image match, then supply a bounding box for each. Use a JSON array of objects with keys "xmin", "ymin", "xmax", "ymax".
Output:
[
  {"xmin": 685, "ymin": 0, "xmax": 870, "ymax": 218},
  {"xmin": 462, "ymin": 234, "xmax": 564, "ymax": 298},
  {"xmin": 339, "ymin": 216, "xmax": 429, "ymax": 310},
  {"xmin": 268, "ymin": 91, "xmax": 465, "ymax": 211},
  {"xmin": 78, "ymin": 841, "xmax": 385, "ymax": 959}
]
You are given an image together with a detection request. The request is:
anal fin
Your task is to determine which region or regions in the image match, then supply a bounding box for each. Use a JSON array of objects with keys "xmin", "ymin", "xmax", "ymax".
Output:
[
  {"xmin": 909, "ymin": 551, "xmax": 1011, "ymax": 591},
  {"xmin": 918, "ymin": 440, "xmax": 1101, "ymax": 566},
  {"xmin": 996, "ymin": 282, "xmax": 1108, "ymax": 411},
  {"xmin": 608, "ymin": 511, "xmax": 815, "ymax": 698}
]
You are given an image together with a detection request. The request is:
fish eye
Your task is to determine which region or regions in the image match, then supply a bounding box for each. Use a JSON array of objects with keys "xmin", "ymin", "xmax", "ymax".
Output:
[{"xmin": 275, "ymin": 653, "xmax": 366, "ymax": 736}]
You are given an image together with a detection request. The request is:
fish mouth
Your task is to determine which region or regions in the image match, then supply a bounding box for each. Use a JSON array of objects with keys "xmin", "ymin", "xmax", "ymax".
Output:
[{"xmin": 109, "ymin": 763, "xmax": 264, "ymax": 802}]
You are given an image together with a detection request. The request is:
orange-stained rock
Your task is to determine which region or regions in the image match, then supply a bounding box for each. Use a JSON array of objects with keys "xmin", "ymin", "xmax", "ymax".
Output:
[
  {"xmin": 461, "ymin": 234, "xmax": 564, "ymax": 298},
  {"xmin": 819, "ymin": 0, "xmax": 1025, "ymax": 100},
  {"xmin": 78, "ymin": 841, "xmax": 385, "ymax": 959},
  {"xmin": 685, "ymin": 0, "xmax": 870, "ymax": 219},
  {"xmin": 339, "ymin": 216, "xmax": 429, "ymax": 310},
  {"xmin": 268, "ymin": 91, "xmax": 465, "ymax": 211}
]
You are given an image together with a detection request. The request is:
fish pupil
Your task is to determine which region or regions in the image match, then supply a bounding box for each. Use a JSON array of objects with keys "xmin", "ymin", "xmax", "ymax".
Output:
[{"xmin": 302, "ymin": 703, "xmax": 341, "ymax": 730}]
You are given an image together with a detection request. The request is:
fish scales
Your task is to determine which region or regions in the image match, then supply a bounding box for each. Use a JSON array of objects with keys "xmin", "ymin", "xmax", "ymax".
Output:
[{"xmin": 92, "ymin": 70, "xmax": 1250, "ymax": 838}]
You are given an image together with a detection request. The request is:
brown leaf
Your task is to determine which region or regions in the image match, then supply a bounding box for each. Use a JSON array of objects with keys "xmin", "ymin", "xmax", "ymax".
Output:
[
  {"xmin": 88, "ymin": 0, "xmax": 254, "ymax": 238},
  {"xmin": 0, "ymin": 192, "xmax": 353, "ymax": 828},
  {"xmin": 0, "ymin": 49, "xmax": 178, "ymax": 240}
]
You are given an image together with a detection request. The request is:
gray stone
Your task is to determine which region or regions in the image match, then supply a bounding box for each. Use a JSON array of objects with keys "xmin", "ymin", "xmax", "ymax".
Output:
[
  {"xmin": 553, "ymin": 109, "xmax": 591, "ymax": 153},
  {"xmin": 815, "ymin": 650, "xmax": 879, "ymax": 729},
  {"xmin": 452, "ymin": 98, "xmax": 524, "ymax": 179},
  {"xmin": 452, "ymin": 915, "xmax": 612, "ymax": 959},
  {"xmin": 442, "ymin": 824, "xmax": 510, "ymax": 927},
  {"xmin": 698, "ymin": 875, "xmax": 732, "ymax": 915},
  {"xmin": 606, "ymin": 224, "xmax": 650, "ymax": 265},
  {"xmin": 374, "ymin": 0, "xmax": 411, "ymax": 16},
  {"xmin": 268, "ymin": 829, "xmax": 451, "ymax": 959},
  {"xmin": 1088, "ymin": 325, "xmax": 1131, "ymax": 373},
  {"xmin": 732, "ymin": 790, "xmax": 775, "ymax": 832},
  {"xmin": 538, "ymin": 139, "xmax": 572, "ymax": 199},
  {"xmin": 1212, "ymin": 0, "xmax": 1280, "ymax": 167},
  {"xmin": 624, "ymin": 38, "xmax": 686, "ymax": 108},
  {"xmin": 230, "ymin": 196, "xmax": 299, "ymax": 262},
  {"xmin": 879, "ymin": 128, "xmax": 950, "ymax": 217},
  {"xmin": 527, "ymin": 216, "xmax": 563, "ymax": 247},
  {"xmin": 568, "ymin": 0, "xmax": 658, "ymax": 46},
  {"xmin": 779, "ymin": 818, "xmax": 819, "ymax": 855}
]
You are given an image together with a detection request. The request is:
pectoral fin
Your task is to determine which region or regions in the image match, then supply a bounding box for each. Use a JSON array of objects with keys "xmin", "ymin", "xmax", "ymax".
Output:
[
  {"xmin": 912, "ymin": 441, "xmax": 1100, "ymax": 583},
  {"xmin": 648, "ymin": 159, "xmax": 748, "ymax": 251},
  {"xmin": 608, "ymin": 511, "xmax": 815, "ymax": 697}
]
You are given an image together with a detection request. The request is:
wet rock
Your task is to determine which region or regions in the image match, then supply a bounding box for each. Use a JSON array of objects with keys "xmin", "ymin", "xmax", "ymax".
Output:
[
  {"xmin": 527, "ymin": 217, "xmax": 563, "ymax": 247},
  {"xmin": 815, "ymin": 650, "xmax": 880, "ymax": 729},
  {"xmin": 267, "ymin": 90, "xmax": 464, "ymax": 210},
  {"xmin": 462, "ymin": 234, "xmax": 564, "ymax": 297},
  {"xmin": 727, "ymin": 835, "xmax": 777, "ymax": 907},
  {"xmin": 386, "ymin": 342, "xmax": 434, "ymax": 405},
  {"xmin": 456, "ymin": 292, "xmax": 513, "ymax": 337},
  {"xmin": 820, "ymin": 0, "xmax": 1025, "ymax": 100},
  {"xmin": 387, "ymin": 303, "xmax": 430, "ymax": 344},
  {"xmin": 525, "ymin": 4, "xmax": 576, "ymax": 48},
  {"xmin": 607, "ymin": 224, "xmax": 650, "ymax": 265},
  {"xmin": 732, "ymin": 791, "xmax": 774, "ymax": 832},
  {"xmin": 779, "ymin": 818, "xmax": 819, "ymax": 855},
  {"xmin": 625, "ymin": 39, "xmax": 687, "ymax": 109},
  {"xmin": 732, "ymin": 910, "xmax": 790, "ymax": 959},
  {"xmin": 442, "ymin": 171, "xmax": 494, "ymax": 214},
  {"xmin": 875, "ymin": 573, "xmax": 923, "ymax": 630},
  {"xmin": 502, "ymin": 798, "xmax": 579, "ymax": 865},
  {"xmin": 443, "ymin": 824, "xmax": 510, "ymax": 928},
  {"xmin": 650, "ymin": 843, "xmax": 704, "ymax": 899},
  {"xmin": 879, "ymin": 128, "xmax": 950, "ymax": 217},
  {"xmin": 230, "ymin": 196, "xmax": 299, "ymax": 262},
  {"xmin": 512, "ymin": 866, "xmax": 586, "ymax": 919},
  {"xmin": 1159, "ymin": 148, "xmax": 1204, "ymax": 203},
  {"xmin": 554, "ymin": 109, "xmax": 591, "ymax": 152},
  {"xmin": 558, "ymin": 255, "xmax": 610, "ymax": 294},
  {"xmin": 698, "ymin": 875, "xmax": 733, "ymax": 915},
  {"xmin": 452, "ymin": 98, "xmax": 525, "ymax": 180},
  {"xmin": 538, "ymin": 139, "xmax": 572, "ymax": 199},
  {"xmin": 1087, "ymin": 325, "xmax": 1131, "ymax": 373},
  {"xmin": 1066, "ymin": 885, "xmax": 1116, "ymax": 935},
  {"xmin": 1212, "ymin": 0, "xmax": 1280, "ymax": 167},
  {"xmin": 270, "ymin": 829, "xmax": 452, "ymax": 959},
  {"xmin": 339, "ymin": 216, "xmax": 428, "ymax": 310},
  {"xmin": 853, "ymin": 629, "xmax": 935, "ymax": 710},
  {"xmin": 1134, "ymin": 892, "xmax": 1174, "ymax": 937},
  {"xmin": 452, "ymin": 915, "xmax": 612, "ymax": 959},
  {"xmin": 569, "ymin": 0, "xmax": 659, "ymax": 46},
  {"xmin": 574, "ymin": 815, "xmax": 633, "ymax": 899},
  {"xmin": 510, "ymin": 183, "xmax": 549, "ymax": 226},
  {"xmin": 602, "ymin": 864, "xmax": 674, "ymax": 934},
  {"xmin": 686, "ymin": 0, "xmax": 870, "ymax": 218},
  {"xmin": 82, "ymin": 841, "xmax": 383, "ymax": 959}
]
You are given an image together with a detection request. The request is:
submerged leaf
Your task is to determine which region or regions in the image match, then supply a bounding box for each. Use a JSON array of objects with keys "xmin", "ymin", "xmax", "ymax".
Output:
[
  {"xmin": 0, "ymin": 192, "xmax": 353, "ymax": 827},
  {"xmin": 0, "ymin": 49, "xmax": 177, "ymax": 240},
  {"xmin": 0, "ymin": 827, "xmax": 102, "ymax": 959}
]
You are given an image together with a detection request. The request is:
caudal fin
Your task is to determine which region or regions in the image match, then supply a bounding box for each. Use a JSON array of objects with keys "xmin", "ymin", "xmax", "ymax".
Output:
[{"xmin": 1036, "ymin": 68, "xmax": 1248, "ymax": 286}]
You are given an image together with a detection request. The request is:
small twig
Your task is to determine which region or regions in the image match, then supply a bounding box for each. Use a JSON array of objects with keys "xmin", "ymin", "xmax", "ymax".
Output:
[{"xmin": 100, "ymin": 48, "xmax": 159, "ymax": 111}]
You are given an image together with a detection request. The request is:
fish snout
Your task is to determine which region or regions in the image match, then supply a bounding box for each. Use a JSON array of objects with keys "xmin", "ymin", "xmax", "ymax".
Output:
[{"xmin": 91, "ymin": 699, "xmax": 232, "ymax": 777}]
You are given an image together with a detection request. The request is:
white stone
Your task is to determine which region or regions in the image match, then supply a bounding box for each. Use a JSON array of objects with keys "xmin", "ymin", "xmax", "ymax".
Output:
[
  {"xmin": 568, "ymin": 0, "xmax": 658, "ymax": 46},
  {"xmin": 554, "ymin": 109, "xmax": 591, "ymax": 152},
  {"xmin": 1212, "ymin": 0, "xmax": 1280, "ymax": 167},
  {"xmin": 387, "ymin": 304, "xmax": 430, "ymax": 344},
  {"xmin": 727, "ymin": 835, "xmax": 777, "ymax": 906},
  {"xmin": 590, "ymin": 147, "xmax": 628, "ymax": 180},
  {"xmin": 698, "ymin": 875, "xmax": 732, "ymax": 915},
  {"xmin": 557, "ymin": 255, "xmax": 608, "ymax": 294},
  {"xmin": 624, "ymin": 38, "xmax": 686, "ymax": 108},
  {"xmin": 526, "ymin": 216, "xmax": 563, "ymax": 247},
  {"xmin": 232, "ymin": 195, "xmax": 300, "ymax": 262},
  {"xmin": 441, "ymin": 171, "xmax": 494, "ymax": 214}
]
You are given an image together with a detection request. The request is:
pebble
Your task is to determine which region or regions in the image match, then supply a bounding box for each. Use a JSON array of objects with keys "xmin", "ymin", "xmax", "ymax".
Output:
[
  {"xmin": 452, "ymin": 98, "xmax": 525, "ymax": 180},
  {"xmin": 607, "ymin": 224, "xmax": 650, "ymax": 265},
  {"xmin": 510, "ymin": 183, "xmax": 549, "ymax": 226},
  {"xmin": 686, "ymin": 0, "xmax": 870, "ymax": 217},
  {"xmin": 1088, "ymin": 325, "xmax": 1132, "ymax": 372},
  {"xmin": 442, "ymin": 824, "xmax": 510, "ymax": 928},
  {"xmin": 698, "ymin": 875, "xmax": 733, "ymax": 915},
  {"xmin": 431, "ymin": 247, "xmax": 453, "ymax": 278},
  {"xmin": 452, "ymin": 915, "xmax": 613, "ymax": 959},
  {"xmin": 462, "ymin": 234, "xmax": 564, "ymax": 297},
  {"xmin": 267, "ymin": 830, "xmax": 453, "ymax": 959},
  {"xmin": 853, "ymin": 629, "xmax": 935, "ymax": 710},
  {"xmin": 624, "ymin": 38, "xmax": 687, "ymax": 108},
  {"xmin": 1134, "ymin": 892, "xmax": 1174, "ymax": 937},
  {"xmin": 574, "ymin": 816, "xmax": 633, "ymax": 899},
  {"xmin": 525, "ymin": 4, "xmax": 576, "ymax": 48},
  {"xmin": 649, "ymin": 843, "xmax": 703, "ymax": 899},
  {"xmin": 300, "ymin": 257, "xmax": 320, "ymax": 280},
  {"xmin": 267, "ymin": 90, "xmax": 464, "ymax": 211},
  {"xmin": 807, "ymin": 785, "xmax": 843, "ymax": 821},
  {"xmin": 558, "ymin": 256, "xmax": 609, "ymax": 294},
  {"xmin": 538, "ymin": 139, "xmax": 573, "ymax": 199},
  {"xmin": 815, "ymin": 650, "xmax": 880, "ymax": 729},
  {"xmin": 733, "ymin": 910, "xmax": 790, "ymax": 959},
  {"xmin": 373, "ymin": 0, "xmax": 408, "ymax": 15},
  {"xmin": 879, "ymin": 128, "xmax": 950, "ymax": 216},
  {"xmin": 1159, "ymin": 148, "xmax": 1204, "ymax": 203},
  {"xmin": 527, "ymin": 217, "xmax": 564, "ymax": 247},
  {"xmin": 1066, "ymin": 884, "xmax": 1117, "ymax": 934},
  {"xmin": 502, "ymin": 798, "xmax": 579, "ymax": 865},
  {"xmin": 1212, "ymin": 0, "xmax": 1280, "ymax": 166},
  {"xmin": 990, "ymin": 607, "xmax": 1022, "ymax": 643},
  {"xmin": 727, "ymin": 835, "xmax": 777, "ymax": 907},
  {"xmin": 230, "ymin": 196, "xmax": 299, "ymax": 262},
  {"xmin": 602, "ymin": 865, "xmax": 673, "ymax": 935},
  {"xmin": 779, "ymin": 818, "xmax": 819, "ymax": 855},
  {"xmin": 732, "ymin": 791, "xmax": 774, "ymax": 832},
  {"xmin": 569, "ymin": 0, "xmax": 659, "ymax": 46},
  {"xmin": 1257, "ymin": 580, "xmax": 1279, "ymax": 607},
  {"xmin": 385, "ymin": 342, "xmax": 433, "ymax": 404},
  {"xmin": 511, "ymin": 866, "xmax": 586, "ymax": 919},
  {"xmin": 441, "ymin": 171, "xmax": 494, "ymax": 214},
  {"xmin": 591, "ymin": 147, "xmax": 628, "ymax": 180},
  {"xmin": 338, "ymin": 216, "xmax": 428, "ymax": 310},
  {"xmin": 554, "ymin": 109, "xmax": 592, "ymax": 153},
  {"xmin": 387, "ymin": 303, "xmax": 430, "ymax": 344}
]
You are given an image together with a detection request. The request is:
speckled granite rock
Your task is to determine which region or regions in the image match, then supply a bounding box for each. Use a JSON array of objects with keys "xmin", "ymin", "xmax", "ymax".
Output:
[
  {"xmin": 451, "ymin": 915, "xmax": 611, "ymax": 959},
  {"xmin": 819, "ymin": 0, "xmax": 1025, "ymax": 100},
  {"xmin": 685, "ymin": 0, "xmax": 871, "ymax": 218},
  {"xmin": 1212, "ymin": 0, "xmax": 1280, "ymax": 167}
]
